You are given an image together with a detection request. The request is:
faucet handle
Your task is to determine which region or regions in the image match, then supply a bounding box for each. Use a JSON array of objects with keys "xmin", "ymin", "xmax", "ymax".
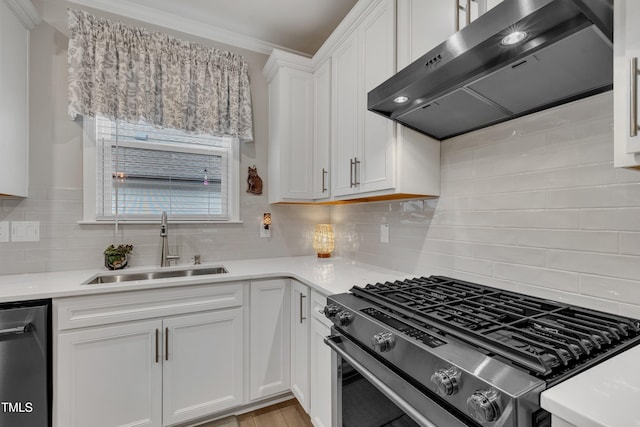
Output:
[{"xmin": 193, "ymin": 255, "xmax": 201, "ymax": 265}]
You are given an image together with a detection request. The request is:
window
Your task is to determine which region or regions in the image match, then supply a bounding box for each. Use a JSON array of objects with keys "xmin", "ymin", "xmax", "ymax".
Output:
[{"xmin": 83, "ymin": 116, "xmax": 240, "ymax": 222}]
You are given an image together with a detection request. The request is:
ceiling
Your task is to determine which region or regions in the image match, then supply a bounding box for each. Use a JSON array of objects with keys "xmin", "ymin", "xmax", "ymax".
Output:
[{"xmin": 63, "ymin": 0, "xmax": 359, "ymax": 56}]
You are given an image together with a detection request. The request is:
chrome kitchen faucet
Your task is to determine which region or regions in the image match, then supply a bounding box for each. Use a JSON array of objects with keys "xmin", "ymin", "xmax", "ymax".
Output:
[{"xmin": 160, "ymin": 211, "xmax": 180, "ymax": 267}]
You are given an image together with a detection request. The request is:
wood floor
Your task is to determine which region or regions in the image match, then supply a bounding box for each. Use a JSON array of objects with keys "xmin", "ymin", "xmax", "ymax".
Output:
[{"xmin": 198, "ymin": 399, "xmax": 314, "ymax": 427}]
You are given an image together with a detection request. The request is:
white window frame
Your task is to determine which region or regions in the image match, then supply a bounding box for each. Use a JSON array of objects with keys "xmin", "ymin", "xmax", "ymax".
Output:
[{"xmin": 82, "ymin": 117, "xmax": 241, "ymax": 224}]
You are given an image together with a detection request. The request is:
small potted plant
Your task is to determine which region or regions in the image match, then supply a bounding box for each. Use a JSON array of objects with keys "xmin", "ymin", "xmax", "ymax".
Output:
[{"xmin": 104, "ymin": 244, "xmax": 133, "ymax": 270}]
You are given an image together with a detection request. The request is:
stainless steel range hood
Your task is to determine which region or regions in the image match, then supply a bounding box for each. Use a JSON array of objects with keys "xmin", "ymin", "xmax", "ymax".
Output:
[{"xmin": 367, "ymin": 0, "xmax": 613, "ymax": 140}]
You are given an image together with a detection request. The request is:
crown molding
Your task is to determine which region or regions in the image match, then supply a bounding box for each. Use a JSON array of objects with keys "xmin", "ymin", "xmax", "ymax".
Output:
[
  {"xmin": 66, "ymin": 0, "xmax": 311, "ymax": 57},
  {"xmin": 262, "ymin": 49, "xmax": 314, "ymax": 82},
  {"xmin": 2, "ymin": 0, "xmax": 41, "ymax": 29},
  {"xmin": 311, "ymin": 0, "xmax": 381, "ymax": 68}
]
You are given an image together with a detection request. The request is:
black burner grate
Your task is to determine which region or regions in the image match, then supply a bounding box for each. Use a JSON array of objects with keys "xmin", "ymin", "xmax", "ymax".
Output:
[{"xmin": 352, "ymin": 276, "xmax": 640, "ymax": 380}]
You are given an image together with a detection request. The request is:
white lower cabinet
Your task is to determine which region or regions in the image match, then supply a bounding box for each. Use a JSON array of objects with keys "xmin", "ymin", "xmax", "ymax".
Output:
[
  {"xmin": 309, "ymin": 291, "xmax": 333, "ymax": 427},
  {"xmin": 162, "ymin": 310, "xmax": 244, "ymax": 425},
  {"xmin": 56, "ymin": 309, "xmax": 243, "ymax": 427},
  {"xmin": 55, "ymin": 279, "xmax": 333, "ymax": 427},
  {"xmin": 290, "ymin": 280, "xmax": 311, "ymax": 411},
  {"xmin": 57, "ymin": 320, "xmax": 163, "ymax": 427},
  {"xmin": 249, "ymin": 279, "xmax": 291, "ymax": 400}
]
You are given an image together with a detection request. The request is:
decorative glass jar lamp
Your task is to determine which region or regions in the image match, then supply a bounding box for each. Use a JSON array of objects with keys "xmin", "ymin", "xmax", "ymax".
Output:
[{"xmin": 313, "ymin": 224, "xmax": 335, "ymax": 258}]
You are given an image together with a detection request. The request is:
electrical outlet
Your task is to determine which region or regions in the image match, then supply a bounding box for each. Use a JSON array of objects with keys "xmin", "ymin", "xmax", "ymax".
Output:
[
  {"xmin": 260, "ymin": 224, "xmax": 271, "ymax": 238},
  {"xmin": 380, "ymin": 224, "xmax": 389, "ymax": 243},
  {"xmin": 11, "ymin": 221, "xmax": 40, "ymax": 242},
  {"xmin": 0, "ymin": 221, "xmax": 9, "ymax": 243}
]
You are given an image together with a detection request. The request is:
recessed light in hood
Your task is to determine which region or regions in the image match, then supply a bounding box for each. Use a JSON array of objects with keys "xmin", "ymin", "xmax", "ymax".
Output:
[
  {"xmin": 501, "ymin": 30, "xmax": 527, "ymax": 45},
  {"xmin": 367, "ymin": 0, "xmax": 613, "ymax": 141}
]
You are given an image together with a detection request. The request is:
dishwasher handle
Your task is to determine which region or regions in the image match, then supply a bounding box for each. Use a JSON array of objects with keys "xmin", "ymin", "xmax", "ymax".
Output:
[{"xmin": 0, "ymin": 323, "xmax": 31, "ymax": 337}]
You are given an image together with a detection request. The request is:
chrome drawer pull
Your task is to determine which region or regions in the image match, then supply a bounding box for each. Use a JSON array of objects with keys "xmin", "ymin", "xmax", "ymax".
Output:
[{"xmin": 631, "ymin": 57, "xmax": 639, "ymax": 137}]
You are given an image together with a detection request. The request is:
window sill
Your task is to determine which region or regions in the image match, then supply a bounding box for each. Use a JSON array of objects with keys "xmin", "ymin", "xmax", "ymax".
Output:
[{"xmin": 78, "ymin": 220, "xmax": 244, "ymax": 225}]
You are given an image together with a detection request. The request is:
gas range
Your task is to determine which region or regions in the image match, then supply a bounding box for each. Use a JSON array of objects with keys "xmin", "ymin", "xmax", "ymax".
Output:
[{"xmin": 324, "ymin": 276, "xmax": 640, "ymax": 427}]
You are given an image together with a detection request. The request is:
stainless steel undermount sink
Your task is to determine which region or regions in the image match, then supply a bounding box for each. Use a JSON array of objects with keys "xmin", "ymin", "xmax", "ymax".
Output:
[{"xmin": 85, "ymin": 266, "xmax": 228, "ymax": 285}]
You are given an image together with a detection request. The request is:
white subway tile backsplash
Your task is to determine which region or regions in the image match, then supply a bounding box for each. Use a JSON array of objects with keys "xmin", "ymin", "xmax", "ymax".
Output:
[
  {"xmin": 547, "ymin": 184, "xmax": 640, "ymax": 209},
  {"xmin": 331, "ymin": 93, "xmax": 640, "ymax": 314},
  {"xmin": 580, "ymin": 275, "xmax": 640, "ymax": 306},
  {"xmin": 547, "ymin": 250, "xmax": 640, "ymax": 281},
  {"xmin": 471, "ymin": 243, "xmax": 547, "ymax": 267},
  {"xmin": 517, "ymin": 229, "xmax": 618, "ymax": 253},
  {"xmin": 494, "ymin": 263, "xmax": 579, "ymax": 293},
  {"xmin": 494, "ymin": 210, "xmax": 581, "ymax": 229},
  {"xmin": 620, "ymin": 233, "xmax": 640, "ymax": 256},
  {"xmin": 581, "ymin": 208, "xmax": 640, "ymax": 231}
]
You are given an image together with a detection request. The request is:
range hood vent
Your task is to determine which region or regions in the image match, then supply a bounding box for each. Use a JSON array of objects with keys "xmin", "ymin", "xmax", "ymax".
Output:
[{"xmin": 367, "ymin": 0, "xmax": 613, "ymax": 140}]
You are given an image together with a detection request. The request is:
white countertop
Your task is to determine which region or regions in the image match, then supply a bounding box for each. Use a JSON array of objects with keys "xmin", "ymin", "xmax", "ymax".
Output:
[
  {"xmin": 541, "ymin": 344, "xmax": 640, "ymax": 427},
  {"xmin": 3, "ymin": 255, "xmax": 640, "ymax": 426},
  {"xmin": 0, "ymin": 256, "xmax": 411, "ymax": 302}
]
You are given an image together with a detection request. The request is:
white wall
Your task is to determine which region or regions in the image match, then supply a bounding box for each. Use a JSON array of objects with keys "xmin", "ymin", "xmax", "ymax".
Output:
[
  {"xmin": 0, "ymin": 2, "xmax": 329, "ymax": 275},
  {"xmin": 332, "ymin": 93, "xmax": 640, "ymax": 316}
]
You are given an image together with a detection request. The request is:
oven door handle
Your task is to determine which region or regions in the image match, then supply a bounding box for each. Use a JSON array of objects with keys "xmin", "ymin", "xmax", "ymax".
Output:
[{"xmin": 325, "ymin": 335, "xmax": 438, "ymax": 427}]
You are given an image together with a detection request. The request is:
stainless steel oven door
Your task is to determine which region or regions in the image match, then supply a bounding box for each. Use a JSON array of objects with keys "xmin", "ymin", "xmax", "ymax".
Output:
[{"xmin": 326, "ymin": 329, "xmax": 470, "ymax": 427}]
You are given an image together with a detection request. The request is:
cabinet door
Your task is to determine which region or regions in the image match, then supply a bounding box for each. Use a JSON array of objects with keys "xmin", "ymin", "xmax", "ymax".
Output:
[
  {"xmin": 162, "ymin": 309, "xmax": 243, "ymax": 426},
  {"xmin": 359, "ymin": 0, "xmax": 396, "ymax": 194},
  {"xmin": 56, "ymin": 320, "xmax": 163, "ymax": 427},
  {"xmin": 313, "ymin": 59, "xmax": 332, "ymax": 199},
  {"xmin": 397, "ymin": 0, "xmax": 457, "ymax": 69},
  {"xmin": 614, "ymin": 0, "xmax": 640, "ymax": 166},
  {"xmin": 0, "ymin": 1, "xmax": 29, "ymax": 197},
  {"xmin": 290, "ymin": 281, "xmax": 310, "ymax": 411},
  {"xmin": 624, "ymin": 0, "xmax": 640, "ymax": 155},
  {"xmin": 281, "ymin": 69, "xmax": 315, "ymax": 199},
  {"xmin": 331, "ymin": 31, "xmax": 359, "ymax": 197},
  {"xmin": 309, "ymin": 316, "xmax": 332, "ymax": 427},
  {"xmin": 250, "ymin": 279, "xmax": 291, "ymax": 400}
]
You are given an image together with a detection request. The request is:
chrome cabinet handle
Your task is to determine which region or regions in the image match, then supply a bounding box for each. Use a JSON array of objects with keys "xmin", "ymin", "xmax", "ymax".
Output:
[
  {"xmin": 349, "ymin": 158, "xmax": 354, "ymax": 188},
  {"xmin": 322, "ymin": 168, "xmax": 328, "ymax": 193},
  {"xmin": 466, "ymin": 0, "xmax": 472, "ymax": 25},
  {"xmin": 353, "ymin": 157, "xmax": 360, "ymax": 186},
  {"xmin": 165, "ymin": 327, "xmax": 169, "ymax": 361},
  {"xmin": 631, "ymin": 57, "xmax": 639, "ymax": 137},
  {"xmin": 300, "ymin": 294, "xmax": 307, "ymax": 324},
  {"xmin": 155, "ymin": 329, "xmax": 159, "ymax": 363},
  {"xmin": 455, "ymin": 0, "xmax": 461, "ymax": 31}
]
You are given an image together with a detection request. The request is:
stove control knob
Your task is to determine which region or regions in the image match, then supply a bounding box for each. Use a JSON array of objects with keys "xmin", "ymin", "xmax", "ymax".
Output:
[
  {"xmin": 323, "ymin": 305, "xmax": 340, "ymax": 319},
  {"xmin": 336, "ymin": 311, "xmax": 354, "ymax": 326},
  {"xmin": 430, "ymin": 367, "xmax": 460, "ymax": 397},
  {"xmin": 371, "ymin": 332, "xmax": 395, "ymax": 353},
  {"xmin": 466, "ymin": 389, "xmax": 501, "ymax": 424}
]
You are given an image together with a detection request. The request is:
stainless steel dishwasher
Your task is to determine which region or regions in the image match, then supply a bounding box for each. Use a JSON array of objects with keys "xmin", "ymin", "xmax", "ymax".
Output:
[{"xmin": 0, "ymin": 299, "xmax": 51, "ymax": 427}]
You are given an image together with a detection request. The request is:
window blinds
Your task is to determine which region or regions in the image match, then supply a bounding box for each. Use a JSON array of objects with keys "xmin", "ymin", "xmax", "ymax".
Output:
[{"xmin": 94, "ymin": 116, "xmax": 232, "ymax": 221}]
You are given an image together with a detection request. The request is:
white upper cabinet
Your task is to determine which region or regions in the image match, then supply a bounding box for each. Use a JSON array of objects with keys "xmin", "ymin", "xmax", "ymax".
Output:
[
  {"xmin": 313, "ymin": 59, "xmax": 332, "ymax": 199},
  {"xmin": 331, "ymin": 30, "xmax": 360, "ymax": 197},
  {"xmin": 0, "ymin": 0, "xmax": 37, "ymax": 197},
  {"xmin": 458, "ymin": 0, "xmax": 503, "ymax": 31},
  {"xmin": 331, "ymin": 0, "xmax": 396, "ymax": 197},
  {"xmin": 266, "ymin": 0, "xmax": 442, "ymax": 203},
  {"xmin": 614, "ymin": 0, "xmax": 640, "ymax": 168},
  {"xmin": 397, "ymin": 0, "xmax": 456, "ymax": 70},
  {"xmin": 264, "ymin": 51, "xmax": 315, "ymax": 203}
]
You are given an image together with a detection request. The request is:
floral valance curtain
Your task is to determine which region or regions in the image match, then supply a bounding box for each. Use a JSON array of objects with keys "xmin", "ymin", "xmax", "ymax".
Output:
[{"xmin": 67, "ymin": 9, "xmax": 254, "ymax": 141}]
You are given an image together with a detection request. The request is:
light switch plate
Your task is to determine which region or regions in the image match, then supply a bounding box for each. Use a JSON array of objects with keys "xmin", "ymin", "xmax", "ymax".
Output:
[
  {"xmin": 11, "ymin": 221, "xmax": 40, "ymax": 242},
  {"xmin": 0, "ymin": 221, "xmax": 9, "ymax": 243},
  {"xmin": 380, "ymin": 224, "xmax": 389, "ymax": 243}
]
